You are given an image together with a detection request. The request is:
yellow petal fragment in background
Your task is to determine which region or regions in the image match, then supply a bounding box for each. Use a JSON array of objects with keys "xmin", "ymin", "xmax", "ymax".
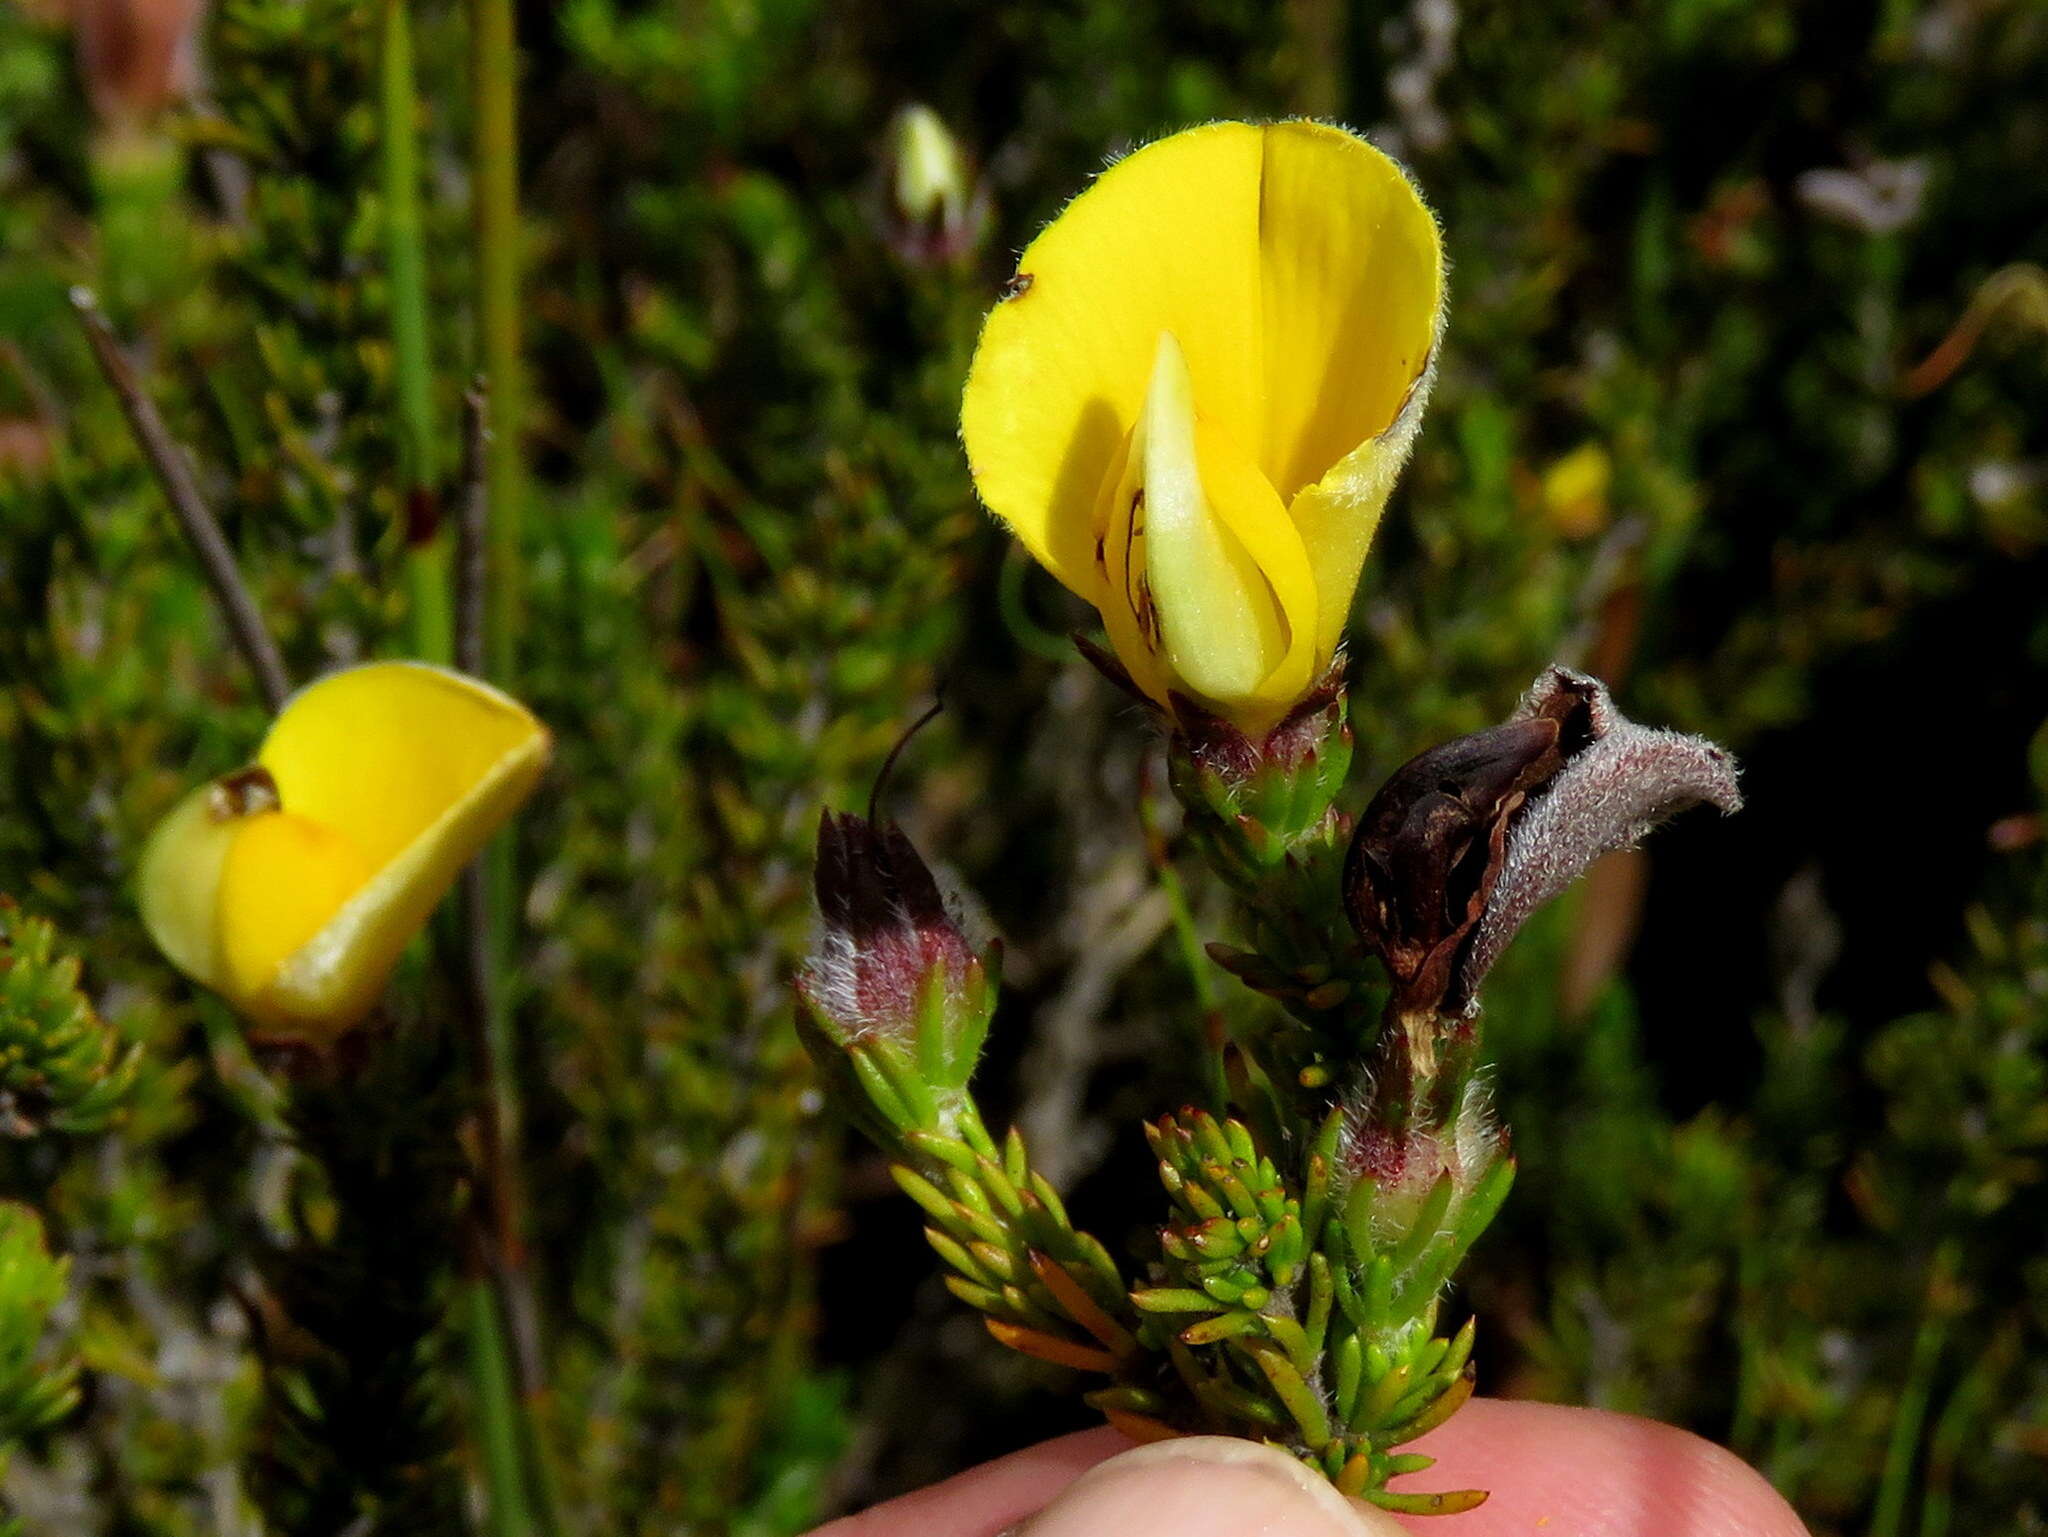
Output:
[
  {"xmin": 1541, "ymin": 442, "xmax": 1612, "ymax": 539},
  {"xmin": 137, "ymin": 661, "xmax": 550, "ymax": 1046},
  {"xmin": 961, "ymin": 122, "xmax": 1266, "ymax": 595},
  {"xmin": 1259, "ymin": 122, "xmax": 1443, "ymax": 662},
  {"xmin": 137, "ymin": 778, "xmax": 245, "ymax": 992},
  {"xmin": 215, "ymin": 813, "xmax": 372, "ymax": 1006},
  {"xmin": 258, "ymin": 662, "xmax": 546, "ymax": 875},
  {"xmin": 254, "ymin": 663, "xmax": 550, "ymax": 1038}
]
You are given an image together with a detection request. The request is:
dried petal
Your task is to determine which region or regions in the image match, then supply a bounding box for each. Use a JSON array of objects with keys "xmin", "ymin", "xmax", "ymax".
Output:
[
  {"xmin": 1345, "ymin": 666, "xmax": 1740, "ymax": 1018},
  {"xmin": 1451, "ymin": 668, "xmax": 1741, "ymax": 1009},
  {"xmin": 1343, "ymin": 714, "xmax": 1563, "ymax": 1016}
]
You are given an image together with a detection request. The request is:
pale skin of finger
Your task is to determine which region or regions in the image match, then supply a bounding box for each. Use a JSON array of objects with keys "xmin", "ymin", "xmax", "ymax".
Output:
[
  {"xmin": 1397, "ymin": 1398, "xmax": 1810, "ymax": 1537},
  {"xmin": 1014, "ymin": 1437, "xmax": 1410, "ymax": 1536},
  {"xmin": 809, "ymin": 1399, "xmax": 1811, "ymax": 1537},
  {"xmin": 812, "ymin": 1427, "xmax": 1129, "ymax": 1537}
]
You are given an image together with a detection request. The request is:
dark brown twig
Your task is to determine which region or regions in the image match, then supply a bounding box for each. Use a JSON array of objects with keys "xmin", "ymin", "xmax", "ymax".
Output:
[
  {"xmin": 455, "ymin": 379, "xmax": 490, "ymax": 678},
  {"xmin": 69, "ymin": 288, "xmax": 291, "ymax": 712},
  {"xmin": 452, "ymin": 376, "xmax": 547, "ymax": 1405}
]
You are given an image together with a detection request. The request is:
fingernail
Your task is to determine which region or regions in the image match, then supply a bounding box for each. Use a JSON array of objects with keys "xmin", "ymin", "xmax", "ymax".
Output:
[{"xmin": 1013, "ymin": 1437, "xmax": 1408, "ymax": 1537}]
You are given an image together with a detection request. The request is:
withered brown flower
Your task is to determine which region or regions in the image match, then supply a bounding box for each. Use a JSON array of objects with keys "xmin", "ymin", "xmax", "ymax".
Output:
[{"xmin": 1345, "ymin": 667, "xmax": 1740, "ymax": 1019}]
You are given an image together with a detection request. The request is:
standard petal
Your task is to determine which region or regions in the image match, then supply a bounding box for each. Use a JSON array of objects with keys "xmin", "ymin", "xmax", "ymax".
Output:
[
  {"xmin": 1255, "ymin": 122, "xmax": 1441, "ymax": 501},
  {"xmin": 256, "ymin": 662, "xmax": 548, "ymax": 872},
  {"xmin": 1256, "ymin": 121, "xmax": 1442, "ymax": 660},
  {"xmin": 961, "ymin": 122, "xmax": 1265, "ymax": 598}
]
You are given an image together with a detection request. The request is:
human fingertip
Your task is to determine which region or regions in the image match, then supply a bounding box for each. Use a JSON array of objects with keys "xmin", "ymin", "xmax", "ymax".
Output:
[
  {"xmin": 1013, "ymin": 1436, "xmax": 1407, "ymax": 1537},
  {"xmin": 1398, "ymin": 1398, "xmax": 1810, "ymax": 1536},
  {"xmin": 809, "ymin": 1428, "xmax": 1128, "ymax": 1537}
]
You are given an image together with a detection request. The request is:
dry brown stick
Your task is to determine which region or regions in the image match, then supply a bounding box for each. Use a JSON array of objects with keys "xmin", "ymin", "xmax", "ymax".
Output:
[
  {"xmin": 455, "ymin": 380, "xmax": 491, "ymax": 678},
  {"xmin": 69, "ymin": 288, "xmax": 291, "ymax": 712}
]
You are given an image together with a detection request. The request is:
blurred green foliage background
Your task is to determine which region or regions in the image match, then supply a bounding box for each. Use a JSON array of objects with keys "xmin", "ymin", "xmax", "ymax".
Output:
[{"xmin": 0, "ymin": 0, "xmax": 2044, "ymax": 1532}]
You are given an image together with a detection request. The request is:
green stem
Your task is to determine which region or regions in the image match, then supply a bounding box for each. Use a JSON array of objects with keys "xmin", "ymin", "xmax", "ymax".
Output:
[
  {"xmin": 379, "ymin": 0, "xmax": 450, "ymax": 664},
  {"xmin": 463, "ymin": 6, "xmax": 557, "ymax": 1531},
  {"xmin": 1138, "ymin": 768, "xmax": 1229, "ymax": 1111},
  {"xmin": 1920, "ymin": 1326, "xmax": 2012, "ymax": 1537},
  {"xmin": 466, "ymin": 2, "xmax": 530, "ymax": 1425},
  {"xmin": 1870, "ymin": 1242, "xmax": 1955, "ymax": 1537},
  {"xmin": 408, "ymin": 538, "xmax": 455, "ymax": 664},
  {"xmin": 464, "ymin": 1276, "xmax": 534, "ymax": 1537},
  {"xmin": 470, "ymin": 0, "xmax": 523, "ymax": 682}
]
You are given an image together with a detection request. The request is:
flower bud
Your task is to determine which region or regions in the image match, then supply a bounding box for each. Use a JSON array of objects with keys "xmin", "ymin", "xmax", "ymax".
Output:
[
  {"xmin": 1336, "ymin": 1078, "xmax": 1512, "ymax": 1291},
  {"xmin": 795, "ymin": 812, "xmax": 993, "ymax": 1135},
  {"xmin": 73, "ymin": 0, "xmax": 206, "ymax": 137},
  {"xmin": 801, "ymin": 811, "xmax": 977, "ymax": 1041},
  {"xmin": 885, "ymin": 104, "xmax": 985, "ymax": 267}
]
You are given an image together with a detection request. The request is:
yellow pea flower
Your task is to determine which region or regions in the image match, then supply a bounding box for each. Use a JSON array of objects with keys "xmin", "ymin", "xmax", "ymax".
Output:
[
  {"xmin": 137, "ymin": 662, "xmax": 550, "ymax": 1047},
  {"xmin": 961, "ymin": 119, "xmax": 1444, "ymax": 732}
]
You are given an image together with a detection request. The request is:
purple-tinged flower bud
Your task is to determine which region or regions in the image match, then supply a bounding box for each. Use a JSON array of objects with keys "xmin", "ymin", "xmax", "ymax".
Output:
[
  {"xmin": 795, "ymin": 811, "xmax": 993, "ymax": 1135},
  {"xmin": 1346, "ymin": 667, "xmax": 1740, "ymax": 1019},
  {"xmin": 1339, "ymin": 1076, "xmax": 1506, "ymax": 1240},
  {"xmin": 73, "ymin": 0, "xmax": 206, "ymax": 137},
  {"xmin": 800, "ymin": 810, "xmax": 979, "ymax": 1041}
]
